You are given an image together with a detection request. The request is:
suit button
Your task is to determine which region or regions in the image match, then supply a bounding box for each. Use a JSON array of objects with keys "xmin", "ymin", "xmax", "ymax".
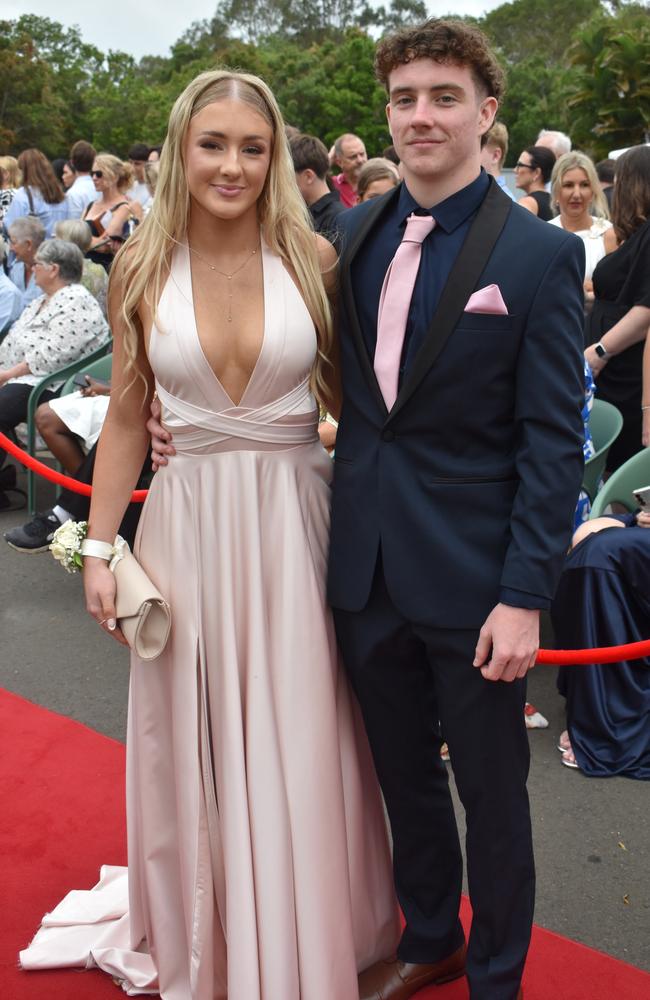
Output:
[{"xmin": 382, "ymin": 429, "xmax": 396, "ymax": 442}]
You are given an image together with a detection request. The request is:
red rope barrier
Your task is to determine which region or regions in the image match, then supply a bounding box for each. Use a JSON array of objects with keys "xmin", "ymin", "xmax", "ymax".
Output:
[
  {"xmin": 536, "ymin": 640, "xmax": 650, "ymax": 664},
  {"xmin": 4, "ymin": 432, "xmax": 650, "ymax": 664},
  {"xmin": 0, "ymin": 431, "xmax": 148, "ymax": 502}
]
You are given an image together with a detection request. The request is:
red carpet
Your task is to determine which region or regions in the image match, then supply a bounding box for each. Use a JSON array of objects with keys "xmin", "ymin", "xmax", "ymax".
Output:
[
  {"xmin": 1, "ymin": 688, "xmax": 648, "ymax": 1000},
  {"xmin": 1, "ymin": 688, "xmax": 126, "ymax": 999}
]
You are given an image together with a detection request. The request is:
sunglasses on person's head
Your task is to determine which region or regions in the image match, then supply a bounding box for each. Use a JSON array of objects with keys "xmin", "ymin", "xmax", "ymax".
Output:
[{"xmin": 91, "ymin": 170, "xmax": 104, "ymax": 178}]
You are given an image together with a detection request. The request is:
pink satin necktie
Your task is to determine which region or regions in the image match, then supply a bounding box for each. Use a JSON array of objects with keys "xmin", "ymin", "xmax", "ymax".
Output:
[{"xmin": 374, "ymin": 212, "xmax": 436, "ymax": 410}]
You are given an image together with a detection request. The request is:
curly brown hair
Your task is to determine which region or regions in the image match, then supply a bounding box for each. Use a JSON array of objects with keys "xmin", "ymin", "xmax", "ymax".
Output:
[
  {"xmin": 611, "ymin": 146, "xmax": 650, "ymax": 243},
  {"xmin": 375, "ymin": 19, "xmax": 505, "ymax": 103}
]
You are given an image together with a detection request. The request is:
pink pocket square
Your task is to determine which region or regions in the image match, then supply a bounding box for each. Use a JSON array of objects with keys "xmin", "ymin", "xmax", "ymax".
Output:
[{"xmin": 464, "ymin": 284, "xmax": 509, "ymax": 315}]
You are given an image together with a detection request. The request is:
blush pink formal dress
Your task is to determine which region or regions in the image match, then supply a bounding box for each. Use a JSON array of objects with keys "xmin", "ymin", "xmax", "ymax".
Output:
[{"xmin": 20, "ymin": 241, "xmax": 400, "ymax": 998}]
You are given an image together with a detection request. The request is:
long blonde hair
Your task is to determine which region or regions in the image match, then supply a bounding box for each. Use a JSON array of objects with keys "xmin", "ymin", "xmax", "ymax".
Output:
[
  {"xmin": 115, "ymin": 69, "xmax": 333, "ymax": 404},
  {"xmin": 551, "ymin": 152, "xmax": 610, "ymax": 221}
]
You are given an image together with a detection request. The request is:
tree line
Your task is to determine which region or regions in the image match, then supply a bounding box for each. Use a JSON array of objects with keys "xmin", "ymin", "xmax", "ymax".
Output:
[{"xmin": 0, "ymin": 0, "xmax": 648, "ymax": 167}]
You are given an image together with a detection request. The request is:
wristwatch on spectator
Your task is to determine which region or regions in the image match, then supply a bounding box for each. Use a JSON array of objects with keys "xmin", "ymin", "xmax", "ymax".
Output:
[{"xmin": 594, "ymin": 341, "xmax": 609, "ymax": 359}]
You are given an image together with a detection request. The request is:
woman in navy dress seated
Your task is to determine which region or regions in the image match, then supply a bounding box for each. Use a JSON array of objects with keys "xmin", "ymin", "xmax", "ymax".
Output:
[{"xmin": 551, "ymin": 510, "xmax": 650, "ymax": 779}]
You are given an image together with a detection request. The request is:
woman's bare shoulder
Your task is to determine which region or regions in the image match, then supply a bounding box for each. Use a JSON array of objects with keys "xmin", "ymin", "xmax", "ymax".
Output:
[
  {"xmin": 518, "ymin": 196, "xmax": 539, "ymax": 215},
  {"xmin": 603, "ymin": 226, "xmax": 619, "ymax": 254},
  {"xmin": 314, "ymin": 233, "xmax": 338, "ymax": 271},
  {"xmin": 314, "ymin": 233, "xmax": 338, "ymax": 296}
]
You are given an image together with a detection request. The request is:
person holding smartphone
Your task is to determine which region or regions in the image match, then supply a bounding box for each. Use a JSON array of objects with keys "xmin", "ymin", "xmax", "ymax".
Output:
[
  {"xmin": 82, "ymin": 154, "xmax": 135, "ymax": 270},
  {"xmin": 32, "ymin": 372, "xmax": 111, "ymax": 475}
]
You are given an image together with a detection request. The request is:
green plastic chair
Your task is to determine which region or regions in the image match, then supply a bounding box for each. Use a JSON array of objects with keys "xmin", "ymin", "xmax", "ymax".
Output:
[
  {"xmin": 25, "ymin": 342, "xmax": 111, "ymax": 514},
  {"xmin": 590, "ymin": 448, "xmax": 650, "ymax": 518},
  {"xmin": 582, "ymin": 399, "xmax": 624, "ymax": 503}
]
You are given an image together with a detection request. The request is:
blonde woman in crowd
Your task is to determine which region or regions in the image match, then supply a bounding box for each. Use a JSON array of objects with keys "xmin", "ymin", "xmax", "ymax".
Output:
[
  {"xmin": 0, "ymin": 155, "xmax": 22, "ymax": 224},
  {"xmin": 549, "ymin": 151, "xmax": 617, "ymax": 298},
  {"xmin": 82, "ymin": 153, "xmax": 134, "ymax": 268},
  {"xmin": 21, "ymin": 69, "xmax": 399, "ymax": 998}
]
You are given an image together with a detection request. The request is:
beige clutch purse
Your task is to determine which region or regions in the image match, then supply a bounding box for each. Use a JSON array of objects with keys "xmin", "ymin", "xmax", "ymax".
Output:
[{"xmin": 110, "ymin": 538, "xmax": 171, "ymax": 660}]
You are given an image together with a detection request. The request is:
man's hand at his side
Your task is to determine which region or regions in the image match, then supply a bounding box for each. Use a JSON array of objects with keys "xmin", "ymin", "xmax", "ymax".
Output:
[
  {"xmin": 473, "ymin": 604, "xmax": 540, "ymax": 682},
  {"xmin": 147, "ymin": 395, "xmax": 175, "ymax": 471}
]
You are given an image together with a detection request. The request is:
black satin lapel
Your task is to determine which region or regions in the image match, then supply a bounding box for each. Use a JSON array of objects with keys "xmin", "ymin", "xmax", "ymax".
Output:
[
  {"xmin": 340, "ymin": 186, "xmax": 402, "ymax": 416},
  {"xmin": 387, "ymin": 178, "xmax": 513, "ymax": 424}
]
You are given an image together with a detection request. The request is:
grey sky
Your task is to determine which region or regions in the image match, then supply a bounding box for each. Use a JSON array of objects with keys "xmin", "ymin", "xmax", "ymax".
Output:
[{"xmin": 5, "ymin": 2, "xmax": 505, "ymax": 60}]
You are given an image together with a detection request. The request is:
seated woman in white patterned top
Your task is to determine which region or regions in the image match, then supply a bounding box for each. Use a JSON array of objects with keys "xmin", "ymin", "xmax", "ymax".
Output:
[{"xmin": 0, "ymin": 238, "xmax": 109, "ymax": 501}]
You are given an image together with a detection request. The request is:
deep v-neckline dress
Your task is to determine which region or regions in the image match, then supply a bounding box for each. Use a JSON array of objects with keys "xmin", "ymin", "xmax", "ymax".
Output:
[{"xmin": 21, "ymin": 241, "xmax": 400, "ymax": 998}]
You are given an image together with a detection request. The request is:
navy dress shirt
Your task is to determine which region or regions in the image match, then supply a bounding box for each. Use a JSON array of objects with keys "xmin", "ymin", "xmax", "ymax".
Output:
[{"xmin": 351, "ymin": 169, "xmax": 489, "ymax": 383}]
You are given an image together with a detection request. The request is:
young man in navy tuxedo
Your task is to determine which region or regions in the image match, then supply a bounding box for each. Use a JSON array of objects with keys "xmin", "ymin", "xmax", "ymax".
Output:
[{"xmin": 328, "ymin": 20, "xmax": 585, "ymax": 1000}]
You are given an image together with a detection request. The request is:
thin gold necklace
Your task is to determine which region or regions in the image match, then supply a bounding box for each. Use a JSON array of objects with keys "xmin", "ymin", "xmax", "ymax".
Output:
[{"xmin": 188, "ymin": 243, "xmax": 260, "ymax": 323}]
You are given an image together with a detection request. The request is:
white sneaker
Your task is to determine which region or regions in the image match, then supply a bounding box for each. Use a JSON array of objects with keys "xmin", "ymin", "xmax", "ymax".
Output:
[{"xmin": 524, "ymin": 702, "xmax": 549, "ymax": 729}]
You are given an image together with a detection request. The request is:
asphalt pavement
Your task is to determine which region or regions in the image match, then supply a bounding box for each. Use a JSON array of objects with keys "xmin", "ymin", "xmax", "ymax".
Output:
[{"xmin": 2, "ymin": 472, "xmax": 649, "ymax": 973}]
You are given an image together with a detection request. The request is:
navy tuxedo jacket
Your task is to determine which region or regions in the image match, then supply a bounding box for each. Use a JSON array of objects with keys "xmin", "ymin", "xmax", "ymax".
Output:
[{"xmin": 327, "ymin": 179, "xmax": 586, "ymax": 628}]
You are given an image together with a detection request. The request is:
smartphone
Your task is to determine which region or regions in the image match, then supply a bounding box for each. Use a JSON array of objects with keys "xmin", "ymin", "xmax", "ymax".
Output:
[
  {"xmin": 632, "ymin": 485, "xmax": 650, "ymax": 509},
  {"xmin": 73, "ymin": 373, "xmax": 110, "ymax": 389}
]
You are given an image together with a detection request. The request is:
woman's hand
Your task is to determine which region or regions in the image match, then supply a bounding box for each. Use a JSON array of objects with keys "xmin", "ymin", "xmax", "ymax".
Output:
[
  {"xmin": 81, "ymin": 377, "xmax": 111, "ymax": 398},
  {"xmin": 643, "ymin": 408, "xmax": 650, "ymax": 448},
  {"xmin": 83, "ymin": 556, "xmax": 128, "ymax": 645},
  {"xmin": 0, "ymin": 360, "xmax": 29, "ymax": 385},
  {"xmin": 91, "ymin": 235, "xmax": 111, "ymax": 253},
  {"xmin": 128, "ymin": 200, "xmax": 144, "ymax": 222},
  {"xmin": 585, "ymin": 343, "xmax": 608, "ymax": 378},
  {"xmin": 318, "ymin": 416, "xmax": 337, "ymax": 452},
  {"xmin": 147, "ymin": 395, "xmax": 175, "ymax": 471}
]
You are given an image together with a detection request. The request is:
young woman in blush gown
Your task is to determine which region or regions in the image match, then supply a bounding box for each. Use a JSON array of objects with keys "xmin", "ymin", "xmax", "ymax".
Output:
[{"xmin": 20, "ymin": 70, "xmax": 400, "ymax": 999}]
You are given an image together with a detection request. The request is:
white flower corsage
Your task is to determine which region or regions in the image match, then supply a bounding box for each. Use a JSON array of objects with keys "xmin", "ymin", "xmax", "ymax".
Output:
[{"xmin": 50, "ymin": 520, "xmax": 88, "ymax": 574}]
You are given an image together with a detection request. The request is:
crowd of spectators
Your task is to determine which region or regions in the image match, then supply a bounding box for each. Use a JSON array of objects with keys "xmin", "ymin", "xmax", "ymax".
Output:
[{"xmin": 0, "ymin": 118, "xmax": 649, "ymax": 779}]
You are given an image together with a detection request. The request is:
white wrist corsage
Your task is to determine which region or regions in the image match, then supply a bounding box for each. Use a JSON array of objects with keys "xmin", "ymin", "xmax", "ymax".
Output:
[{"xmin": 50, "ymin": 520, "xmax": 88, "ymax": 574}]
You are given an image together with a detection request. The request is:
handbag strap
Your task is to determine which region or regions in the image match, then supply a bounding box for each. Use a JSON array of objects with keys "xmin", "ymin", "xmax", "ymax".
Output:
[{"xmin": 25, "ymin": 186, "xmax": 36, "ymax": 217}]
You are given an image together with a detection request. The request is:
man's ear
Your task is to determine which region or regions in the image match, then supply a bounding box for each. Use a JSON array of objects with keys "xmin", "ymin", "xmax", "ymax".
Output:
[{"xmin": 478, "ymin": 97, "xmax": 498, "ymax": 139}]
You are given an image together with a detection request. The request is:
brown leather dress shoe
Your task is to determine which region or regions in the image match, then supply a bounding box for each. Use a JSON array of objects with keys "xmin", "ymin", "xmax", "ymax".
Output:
[{"xmin": 358, "ymin": 943, "xmax": 466, "ymax": 1000}]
